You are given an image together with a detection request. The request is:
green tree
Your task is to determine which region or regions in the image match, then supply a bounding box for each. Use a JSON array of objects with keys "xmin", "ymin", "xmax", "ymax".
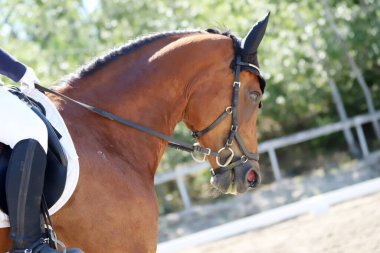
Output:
[{"xmin": 1, "ymin": 0, "xmax": 379, "ymax": 213}]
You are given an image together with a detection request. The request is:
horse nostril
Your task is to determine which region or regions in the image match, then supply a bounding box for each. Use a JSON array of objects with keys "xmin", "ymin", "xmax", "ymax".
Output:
[
  {"xmin": 246, "ymin": 169, "xmax": 258, "ymax": 188},
  {"xmin": 247, "ymin": 169, "xmax": 256, "ymax": 182}
]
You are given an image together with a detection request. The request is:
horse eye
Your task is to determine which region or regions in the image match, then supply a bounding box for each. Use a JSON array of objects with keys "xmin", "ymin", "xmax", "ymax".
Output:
[{"xmin": 249, "ymin": 91, "xmax": 261, "ymax": 103}]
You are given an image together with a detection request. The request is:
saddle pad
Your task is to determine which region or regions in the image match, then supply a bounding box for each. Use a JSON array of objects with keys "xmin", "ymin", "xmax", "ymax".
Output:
[{"xmin": 0, "ymin": 88, "xmax": 80, "ymax": 228}]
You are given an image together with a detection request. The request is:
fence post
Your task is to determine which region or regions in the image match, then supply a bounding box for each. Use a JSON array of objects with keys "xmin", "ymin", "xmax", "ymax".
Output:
[
  {"xmin": 294, "ymin": 10, "xmax": 361, "ymax": 158},
  {"xmin": 175, "ymin": 170, "xmax": 192, "ymax": 210},
  {"xmin": 268, "ymin": 149, "xmax": 282, "ymax": 181},
  {"xmin": 355, "ymin": 123, "xmax": 370, "ymax": 158},
  {"xmin": 322, "ymin": 0, "xmax": 380, "ymax": 141}
]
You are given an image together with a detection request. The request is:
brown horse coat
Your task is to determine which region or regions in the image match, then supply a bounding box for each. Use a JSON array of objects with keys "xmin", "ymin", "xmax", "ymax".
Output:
[{"xmin": 0, "ymin": 29, "xmax": 264, "ymax": 252}]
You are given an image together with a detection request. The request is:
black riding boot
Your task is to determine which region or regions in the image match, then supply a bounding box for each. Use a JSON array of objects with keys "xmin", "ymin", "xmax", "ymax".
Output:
[{"xmin": 6, "ymin": 139, "xmax": 83, "ymax": 253}]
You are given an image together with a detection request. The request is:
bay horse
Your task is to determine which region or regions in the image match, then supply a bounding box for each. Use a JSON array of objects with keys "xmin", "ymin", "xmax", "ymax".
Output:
[{"xmin": 0, "ymin": 13, "xmax": 269, "ymax": 253}]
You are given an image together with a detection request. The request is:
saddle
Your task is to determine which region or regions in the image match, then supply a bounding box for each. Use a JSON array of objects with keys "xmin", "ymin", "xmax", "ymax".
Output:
[{"xmin": 0, "ymin": 87, "xmax": 67, "ymax": 214}]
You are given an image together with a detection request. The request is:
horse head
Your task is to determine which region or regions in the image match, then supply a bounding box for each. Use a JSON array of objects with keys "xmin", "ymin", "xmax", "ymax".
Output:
[{"xmin": 184, "ymin": 13, "xmax": 270, "ymax": 194}]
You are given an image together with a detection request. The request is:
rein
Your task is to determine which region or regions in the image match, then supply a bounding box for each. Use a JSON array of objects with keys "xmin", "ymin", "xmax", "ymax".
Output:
[
  {"xmin": 35, "ymin": 54, "xmax": 263, "ymax": 175},
  {"xmin": 35, "ymin": 83, "xmax": 217, "ymax": 157}
]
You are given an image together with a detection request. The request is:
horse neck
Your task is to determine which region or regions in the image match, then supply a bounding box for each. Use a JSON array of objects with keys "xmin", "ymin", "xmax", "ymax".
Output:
[{"xmin": 53, "ymin": 33, "xmax": 232, "ymax": 178}]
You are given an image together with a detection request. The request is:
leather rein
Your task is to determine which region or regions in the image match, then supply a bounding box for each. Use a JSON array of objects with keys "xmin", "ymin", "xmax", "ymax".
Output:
[{"xmin": 35, "ymin": 55, "xmax": 264, "ymax": 176}]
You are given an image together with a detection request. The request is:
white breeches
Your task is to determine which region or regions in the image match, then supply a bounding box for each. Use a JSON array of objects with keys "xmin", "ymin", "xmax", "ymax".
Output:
[{"xmin": 0, "ymin": 87, "xmax": 48, "ymax": 153}]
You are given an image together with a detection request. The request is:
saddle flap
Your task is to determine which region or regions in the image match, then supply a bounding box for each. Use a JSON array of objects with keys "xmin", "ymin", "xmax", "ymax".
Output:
[
  {"xmin": 0, "ymin": 87, "xmax": 68, "ymax": 214},
  {"xmin": 31, "ymin": 106, "xmax": 68, "ymax": 168},
  {"xmin": 0, "ymin": 144, "xmax": 67, "ymax": 214}
]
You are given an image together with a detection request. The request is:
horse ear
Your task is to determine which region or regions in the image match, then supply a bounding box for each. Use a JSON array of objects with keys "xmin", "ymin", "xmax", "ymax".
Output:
[{"xmin": 241, "ymin": 12, "xmax": 270, "ymax": 59}]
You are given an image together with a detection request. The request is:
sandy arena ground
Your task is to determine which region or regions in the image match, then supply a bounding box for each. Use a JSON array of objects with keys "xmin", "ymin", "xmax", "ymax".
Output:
[{"xmin": 180, "ymin": 191, "xmax": 380, "ymax": 253}]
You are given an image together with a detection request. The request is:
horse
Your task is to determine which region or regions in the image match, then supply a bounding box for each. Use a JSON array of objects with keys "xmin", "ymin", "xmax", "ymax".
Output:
[{"xmin": 0, "ymin": 13, "xmax": 269, "ymax": 253}]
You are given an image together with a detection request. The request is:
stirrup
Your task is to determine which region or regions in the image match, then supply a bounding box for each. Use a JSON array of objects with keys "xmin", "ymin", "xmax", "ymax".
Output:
[
  {"xmin": 11, "ymin": 237, "xmax": 50, "ymax": 253},
  {"xmin": 10, "ymin": 237, "xmax": 69, "ymax": 253}
]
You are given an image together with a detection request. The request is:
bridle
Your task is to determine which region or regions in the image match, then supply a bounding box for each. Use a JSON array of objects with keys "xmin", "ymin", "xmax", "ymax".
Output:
[
  {"xmin": 191, "ymin": 54, "xmax": 265, "ymax": 176},
  {"xmin": 35, "ymin": 38, "xmax": 266, "ymax": 177}
]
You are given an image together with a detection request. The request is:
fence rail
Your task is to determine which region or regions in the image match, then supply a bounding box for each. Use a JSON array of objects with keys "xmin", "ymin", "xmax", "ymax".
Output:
[
  {"xmin": 154, "ymin": 111, "xmax": 380, "ymax": 210},
  {"xmin": 157, "ymin": 176, "xmax": 380, "ymax": 252}
]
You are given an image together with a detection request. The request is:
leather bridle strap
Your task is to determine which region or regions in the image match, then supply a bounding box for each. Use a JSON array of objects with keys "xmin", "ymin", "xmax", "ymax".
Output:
[
  {"xmin": 191, "ymin": 56, "xmax": 260, "ymax": 171},
  {"xmin": 192, "ymin": 107, "xmax": 232, "ymax": 138},
  {"xmin": 211, "ymin": 158, "xmax": 244, "ymax": 176},
  {"xmin": 235, "ymin": 132, "xmax": 259, "ymax": 161},
  {"xmin": 35, "ymin": 84, "xmax": 219, "ymax": 158}
]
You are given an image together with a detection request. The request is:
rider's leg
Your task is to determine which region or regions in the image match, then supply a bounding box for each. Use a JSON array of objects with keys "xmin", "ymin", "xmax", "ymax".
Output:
[
  {"xmin": 6, "ymin": 139, "xmax": 47, "ymax": 249},
  {"xmin": 0, "ymin": 88, "xmax": 82, "ymax": 253},
  {"xmin": 6, "ymin": 139, "xmax": 83, "ymax": 253}
]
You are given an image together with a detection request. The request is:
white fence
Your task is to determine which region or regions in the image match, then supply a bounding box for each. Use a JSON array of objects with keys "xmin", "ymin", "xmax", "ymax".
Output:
[
  {"xmin": 154, "ymin": 111, "xmax": 380, "ymax": 210},
  {"xmin": 157, "ymin": 175, "xmax": 380, "ymax": 252}
]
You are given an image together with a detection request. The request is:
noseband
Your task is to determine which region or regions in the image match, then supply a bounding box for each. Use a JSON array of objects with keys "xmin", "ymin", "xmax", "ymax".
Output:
[
  {"xmin": 191, "ymin": 55, "xmax": 264, "ymax": 176},
  {"xmin": 35, "ymin": 51, "xmax": 265, "ymax": 177}
]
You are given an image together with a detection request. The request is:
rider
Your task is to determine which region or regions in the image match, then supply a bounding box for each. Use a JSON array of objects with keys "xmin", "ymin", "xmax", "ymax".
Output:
[{"xmin": 0, "ymin": 48, "xmax": 82, "ymax": 253}]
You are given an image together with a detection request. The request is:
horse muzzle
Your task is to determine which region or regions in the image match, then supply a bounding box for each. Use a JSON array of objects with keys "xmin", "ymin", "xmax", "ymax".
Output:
[{"xmin": 210, "ymin": 159, "xmax": 260, "ymax": 195}]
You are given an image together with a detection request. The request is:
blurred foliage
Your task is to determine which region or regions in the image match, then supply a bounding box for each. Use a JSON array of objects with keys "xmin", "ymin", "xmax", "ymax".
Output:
[{"xmin": 1, "ymin": 0, "xmax": 379, "ymax": 214}]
